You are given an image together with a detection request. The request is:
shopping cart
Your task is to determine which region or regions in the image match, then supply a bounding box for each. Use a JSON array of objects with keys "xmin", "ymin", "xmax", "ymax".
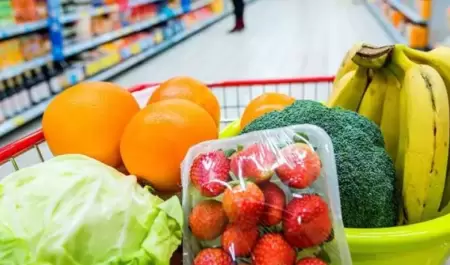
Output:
[{"xmin": 1, "ymin": 76, "xmax": 450, "ymax": 265}]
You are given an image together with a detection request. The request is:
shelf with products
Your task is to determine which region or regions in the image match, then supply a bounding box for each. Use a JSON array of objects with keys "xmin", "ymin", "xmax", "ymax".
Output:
[
  {"xmin": 60, "ymin": 0, "xmax": 163, "ymax": 24},
  {"xmin": 386, "ymin": 0, "xmax": 426, "ymax": 24},
  {"xmin": 0, "ymin": 20, "xmax": 48, "ymax": 40},
  {"xmin": 55, "ymin": 0, "xmax": 212, "ymax": 58},
  {"xmin": 365, "ymin": 0, "xmax": 432, "ymax": 49},
  {"xmin": 0, "ymin": 0, "xmax": 48, "ymax": 39},
  {"xmin": 0, "ymin": 0, "xmax": 212, "ymax": 83},
  {"xmin": 364, "ymin": 1, "xmax": 408, "ymax": 44},
  {"xmin": 0, "ymin": 2, "xmax": 230, "ymax": 137}
]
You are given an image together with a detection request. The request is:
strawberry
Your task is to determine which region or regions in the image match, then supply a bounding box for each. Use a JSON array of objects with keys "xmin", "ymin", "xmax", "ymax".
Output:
[
  {"xmin": 194, "ymin": 248, "xmax": 233, "ymax": 265},
  {"xmin": 189, "ymin": 200, "xmax": 228, "ymax": 240},
  {"xmin": 275, "ymin": 143, "xmax": 321, "ymax": 189},
  {"xmin": 222, "ymin": 182, "xmax": 265, "ymax": 228},
  {"xmin": 296, "ymin": 257, "xmax": 328, "ymax": 265},
  {"xmin": 221, "ymin": 224, "xmax": 259, "ymax": 257},
  {"xmin": 190, "ymin": 150, "xmax": 230, "ymax": 197},
  {"xmin": 283, "ymin": 194, "xmax": 332, "ymax": 248},
  {"xmin": 230, "ymin": 143, "xmax": 276, "ymax": 183},
  {"xmin": 251, "ymin": 233, "xmax": 296, "ymax": 265},
  {"xmin": 260, "ymin": 182, "xmax": 286, "ymax": 226}
]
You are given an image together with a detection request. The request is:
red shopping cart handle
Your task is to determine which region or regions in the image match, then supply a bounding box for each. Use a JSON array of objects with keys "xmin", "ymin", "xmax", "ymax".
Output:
[
  {"xmin": 128, "ymin": 76, "xmax": 335, "ymax": 91},
  {"xmin": 0, "ymin": 130, "xmax": 44, "ymax": 163}
]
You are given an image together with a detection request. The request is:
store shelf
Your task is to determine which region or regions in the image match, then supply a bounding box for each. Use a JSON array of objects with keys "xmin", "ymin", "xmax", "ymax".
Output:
[
  {"xmin": 60, "ymin": 5, "xmax": 120, "ymax": 23},
  {"xmin": 387, "ymin": 0, "xmax": 426, "ymax": 24},
  {"xmin": 89, "ymin": 12, "xmax": 229, "ymax": 82},
  {"xmin": 63, "ymin": 9, "xmax": 185, "ymax": 56},
  {"xmin": 0, "ymin": 20, "xmax": 47, "ymax": 40},
  {"xmin": 0, "ymin": 12, "xmax": 228, "ymax": 138},
  {"xmin": 129, "ymin": 0, "xmax": 161, "ymax": 8},
  {"xmin": 0, "ymin": 54, "xmax": 53, "ymax": 81},
  {"xmin": 0, "ymin": 97, "xmax": 51, "ymax": 138},
  {"xmin": 365, "ymin": 1, "xmax": 408, "ymax": 44},
  {"xmin": 60, "ymin": 0, "xmax": 161, "ymax": 23},
  {"xmin": 190, "ymin": 0, "xmax": 212, "ymax": 11}
]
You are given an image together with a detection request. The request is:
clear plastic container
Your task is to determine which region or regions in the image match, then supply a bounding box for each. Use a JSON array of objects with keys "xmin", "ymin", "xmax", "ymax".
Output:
[{"xmin": 181, "ymin": 124, "xmax": 352, "ymax": 265}]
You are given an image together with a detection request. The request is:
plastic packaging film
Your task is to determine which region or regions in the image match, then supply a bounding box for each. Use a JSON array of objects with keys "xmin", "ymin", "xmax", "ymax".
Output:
[{"xmin": 181, "ymin": 124, "xmax": 352, "ymax": 265}]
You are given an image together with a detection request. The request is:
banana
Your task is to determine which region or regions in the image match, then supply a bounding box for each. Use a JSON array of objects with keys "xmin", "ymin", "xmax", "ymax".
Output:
[
  {"xmin": 380, "ymin": 66, "xmax": 404, "ymax": 224},
  {"xmin": 357, "ymin": 70, "xmax": 388, "ymax": 125},
  {"xmin": 327, "ymin": 66, "xmax": 369, "ymax": 111},
  {"xmin": 392, "ymin": 47, "xmax": 449, "ymax": 223},
  {"xmin": 333, "ymin": 42, "xmax": 364, "ymax": 88},
  {"xmin": 379, "ymin": 69, "xmax": 401, "ymax": 162},
  {"xmin": 421, "ymin": 65, "xmax": 450, "ymax": 221},
  {"xmin": 393, "ymin": 60, "xmax": 407, "ymax": 225},
  {"xmin": 401, "ymin": 45, "xmax": 450, "ymax": 215}
]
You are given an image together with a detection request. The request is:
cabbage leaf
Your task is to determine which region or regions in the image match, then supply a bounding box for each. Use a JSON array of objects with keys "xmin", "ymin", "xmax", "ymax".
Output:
[{"xmin": 0, "ymin": 154, "xmax": 183, "ymax": 265}]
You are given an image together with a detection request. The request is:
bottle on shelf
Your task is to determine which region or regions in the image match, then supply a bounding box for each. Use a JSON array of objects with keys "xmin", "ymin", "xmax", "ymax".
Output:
[
  {"xmin": 3, "ymin": 80, "xmax": 18, "ymax": 118},
  {"xmin": 58, "ymin": 60, "xmax": 71, "ymax": 89},
  {"xmin": 45, "ymin": 61, "xmax": 63, "ymax": 94},
  {"xmin": 5, "ymin": 78, "xmax": 23, "ymax": 114},
  {"xmin": 15, "ymin": 75, "xmax": 32, "ymax": 110},
  {"xmin": 0, "ymin": 83, "xmax": 6, "ymax": 123},
  {"xmin": 33, "ymin": 67, "xmax": 51, "ymax": 101},
  {"xmin": 0, "ymin": 82, "xmax": 14, "ymax": 120},
  {"xmin": 24, "ymin": 70, "xmax": 40, "ymax": 105}
]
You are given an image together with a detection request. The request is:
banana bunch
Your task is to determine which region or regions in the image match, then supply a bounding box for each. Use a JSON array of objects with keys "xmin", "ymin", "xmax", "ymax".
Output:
[{"xmin": 329, "ymin": 43, "xmax": 450, "ymax": 225}]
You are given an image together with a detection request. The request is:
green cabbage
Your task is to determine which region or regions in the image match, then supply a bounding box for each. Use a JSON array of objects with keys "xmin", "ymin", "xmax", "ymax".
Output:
[{"xmin": 0, "ymin": 154, "xmax": 183, "ymax": 265}]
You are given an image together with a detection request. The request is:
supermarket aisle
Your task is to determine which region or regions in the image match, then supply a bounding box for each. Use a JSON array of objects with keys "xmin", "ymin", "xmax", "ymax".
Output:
[
  {"xmin": 0, "ymin": 0, "xmax": 393, "ymax": 147},
  {"xmin": 113, "ymin": 0, "xmax": 393, "ymax": 86}
]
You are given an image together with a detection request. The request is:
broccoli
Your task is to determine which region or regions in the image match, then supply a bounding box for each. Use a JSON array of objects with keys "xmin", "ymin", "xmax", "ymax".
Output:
[{"xmin": 241, "ymin": 100, "xmax": 398, "ymax": 228}]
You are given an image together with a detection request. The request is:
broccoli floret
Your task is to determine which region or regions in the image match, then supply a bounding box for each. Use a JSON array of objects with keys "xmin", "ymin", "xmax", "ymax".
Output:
[
  {"xmin": 331, "ymin": 126, "xmax": 378, "ymax": 154},
  {"xmin": 336, "ymin": 146, "xmax": 397, "ymax": 228},
  {"xmin": 332, "ymin": 108, "xmax": 384, "ymax": 147},
  {"xmin": 241, "ymin": 100, "xmax": 397, "ymax": 228}
]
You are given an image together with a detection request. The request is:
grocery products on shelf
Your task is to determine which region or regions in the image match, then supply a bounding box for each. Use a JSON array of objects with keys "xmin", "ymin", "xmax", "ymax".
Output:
[
  {"xmin": 0, "ymin": 0, "xmax": 241, "ymax": 137},
  {"xmin": 365, "ymin": 0, "xmax": 448, "ymax": 50}
]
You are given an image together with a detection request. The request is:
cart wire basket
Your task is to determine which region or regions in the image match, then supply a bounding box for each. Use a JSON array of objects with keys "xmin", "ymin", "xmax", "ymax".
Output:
[{"xmin": 2, "ymin": 75, "xmax": 450, "ymax": 265}]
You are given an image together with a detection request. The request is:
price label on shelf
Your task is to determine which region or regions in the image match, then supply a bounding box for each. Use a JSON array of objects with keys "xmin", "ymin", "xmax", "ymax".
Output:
[
  {"xmin": 86, "ymin": 62, "xmax": 100, "ymax": 76},
  {"xmin": 111, "ymin": 53, "xmax": 121, "ymax": 64},
  {"xmin": 130, "ymin": 43, "xmax": 141, "ymax": 55},
  {"xmin": 12, "ymin": 116, "xmax": 26, "ymax": 127}
]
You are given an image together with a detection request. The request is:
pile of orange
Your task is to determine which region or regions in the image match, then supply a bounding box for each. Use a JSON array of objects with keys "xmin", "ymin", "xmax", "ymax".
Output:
[
  {"xmin": 43, "ymin": 77, "xmax": 219, "ymax": 192},
  {"xmin": 43, "ymin": 77, "xmax": 295, "ymax": 192}
]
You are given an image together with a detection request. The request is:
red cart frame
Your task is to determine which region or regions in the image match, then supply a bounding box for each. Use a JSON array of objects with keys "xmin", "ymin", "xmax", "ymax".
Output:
[{"xmin": 0, "ymin": 76, "xmax": 334, "ymax": 170}]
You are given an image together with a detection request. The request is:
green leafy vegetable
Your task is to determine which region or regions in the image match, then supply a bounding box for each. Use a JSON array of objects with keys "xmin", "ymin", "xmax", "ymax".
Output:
[{"xmin": 0, "ymin": 154, "xmax": 183, "ymax": 265}]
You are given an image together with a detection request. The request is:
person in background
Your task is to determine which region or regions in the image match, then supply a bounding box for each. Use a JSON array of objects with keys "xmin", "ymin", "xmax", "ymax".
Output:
[{"xmin": 229, "ymin": 0, "xmax": 245, "ymax": 33}]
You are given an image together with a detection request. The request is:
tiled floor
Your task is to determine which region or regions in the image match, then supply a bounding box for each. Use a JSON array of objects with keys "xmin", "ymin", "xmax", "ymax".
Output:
[{"xmin": 0, "ymin": 0, "xmax": 393, "ymax": 147}]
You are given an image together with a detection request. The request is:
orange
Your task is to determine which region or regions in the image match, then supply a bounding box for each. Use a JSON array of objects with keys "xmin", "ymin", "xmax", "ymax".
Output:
[
  {"xmin": 240, "ymin": 92, "xmax": 295, "ymax": 129},
  {"xmin": 120, "ymin": 98, "xmax": 218, "ymax": 192},
  {"xmin": 240, "ymin": 104, "xmax": 286, "ymax": 130},
  {"xmin": 42, "ymin": 81, "xmax": 140, "ymax": 167},
  {"xmin": 147, "ymin": 76, "xmax": 221, "ymax": 126}
]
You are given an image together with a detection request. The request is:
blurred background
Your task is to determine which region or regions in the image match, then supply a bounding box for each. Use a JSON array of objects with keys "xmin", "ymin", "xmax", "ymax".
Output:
[{"xmin": 0, "ymin": 0, "xmax": 448, "ymax": 146}]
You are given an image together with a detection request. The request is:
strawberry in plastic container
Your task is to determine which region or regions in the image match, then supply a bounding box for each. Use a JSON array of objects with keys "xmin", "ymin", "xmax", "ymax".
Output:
[{"xmin": 182, "ymin": 125, "xmax": 352, "ymax": 265}]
